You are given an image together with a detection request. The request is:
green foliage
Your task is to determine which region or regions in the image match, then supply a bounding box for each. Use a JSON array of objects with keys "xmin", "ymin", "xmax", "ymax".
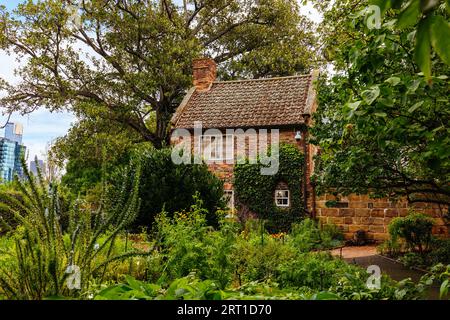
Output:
[
  {"xmin": 369, "ymin": 0, "xmax": 450, "ymax": 81},
  {"xmin": 0, "ymin": 157, "xmax": 146, "ymax": 299},
  {"xmin": 0, "ymin": 0, "xmax": 318, "ymax": 148},
  {"xmin": 288, "ymin": 218, "xmax": 344, "ymax": 252},
  {"xmin": 234, "ymin": 144, "xmax": 306, "ymax": 232},
  {"xmin": 94, "ymin": 273, "xmax": 337, "ymax": 300},
  {"xmin": 378, "ymin": 238, "xmax": 403, "ymax": 258},
  {"xmin": 54, "ymin": 118, "xmax": 139, "ymax": 196},
  {"xmin": 116, "ymin": 147, "xmax": 225, "ymax": 229},
  {"xmin": 151, "ymin": 195, "xmax": 236, "ymax": 289},
  {"xmin": 429, "ymin": 239, "xmax": 450, "ymax": 265},
  {"xmin": 277, "ymin": 252, "xmax": 357, "ymax": 290},
  {"xmin": 233, "ymin": 231, "xmax": 296, "ymax": 283},
  {"xmin": 388, "ymin": 213, "xmax": 434, "ymax": 254},
  {"xmin": 312, "ymin": 0, "xmax": 450, "ymax": 207}
]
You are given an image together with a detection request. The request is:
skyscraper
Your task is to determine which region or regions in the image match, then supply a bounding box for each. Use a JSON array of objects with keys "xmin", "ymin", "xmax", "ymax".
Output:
[
  {"xmin": 0, "ymin": 122, "xmax": 26, "ymax": 183},
  {"xmin": 5, "ymin": 122, "xmax": 23, "ymax": 144}
]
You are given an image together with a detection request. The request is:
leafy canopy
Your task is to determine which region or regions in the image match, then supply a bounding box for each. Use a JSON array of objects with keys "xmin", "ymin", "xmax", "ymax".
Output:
[
  {"xmin": 0, "ymin": 0, "xmax": 318, "ymax": 147},
  {"xmin": 312, "ymin": 0, "xmax": 450, "ymax": 207}
]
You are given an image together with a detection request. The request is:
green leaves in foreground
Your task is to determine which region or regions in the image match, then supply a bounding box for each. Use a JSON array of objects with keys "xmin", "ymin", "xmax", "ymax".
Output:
[{"xmin": 370, "ymin": 0, "xmax": 450, "ymax": 81}]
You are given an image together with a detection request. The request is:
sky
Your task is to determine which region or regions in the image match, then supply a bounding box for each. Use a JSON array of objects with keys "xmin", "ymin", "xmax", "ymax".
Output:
[{"xmin": 0, "ymin": 0, "xmax": 322, "ymax": 161}]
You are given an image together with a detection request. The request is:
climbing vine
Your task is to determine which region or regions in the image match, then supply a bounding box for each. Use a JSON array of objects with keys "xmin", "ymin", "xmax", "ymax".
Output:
[{"xmin": 234, "ymin": 144, "xmax": 306, "ymax": 233}]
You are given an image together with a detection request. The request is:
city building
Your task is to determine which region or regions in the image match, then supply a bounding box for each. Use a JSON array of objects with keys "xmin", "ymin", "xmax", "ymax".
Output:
[{"xmin": 0, "ymin": 122, "xmax": 26, "ymax": 183}]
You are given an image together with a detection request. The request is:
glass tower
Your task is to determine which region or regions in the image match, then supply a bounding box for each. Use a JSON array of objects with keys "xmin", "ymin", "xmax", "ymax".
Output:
[{"xmin": 0, "ymin": 123, "xmax": 26, "ymax": 183}]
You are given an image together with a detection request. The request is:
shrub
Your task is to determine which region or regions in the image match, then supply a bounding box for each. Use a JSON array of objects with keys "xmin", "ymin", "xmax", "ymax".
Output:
[
  {"xmin": 153, "ymin": 195, "xmax": 236, "ymax": 289},
  {"xmin": 388, "ymin": 213, "xmax": 434, "ymax": 255},
  {"xmin": 277, "ymin": 252, "xmax": 356, "ymax": 290},
  {"xmin": 377, "ymin": 239, "xmax": 403, "ymax": 258},
  {"xmin": 233, "ymin": 235, "xmax": 296, "ymax": 284},
  {"xmin": 429, "ymin": 239, "xmax": 450, "ymax": 266},
  {"xmin": 399, "ymin": 252, "xmax": 425, "ymax": 268},
  {"xmin": 288, "ymin": 218, "xmax": 344, "ymax": 252},
  {"xmin": 114, "ymin": 147, "xmax": 225, "ymax": 230}
]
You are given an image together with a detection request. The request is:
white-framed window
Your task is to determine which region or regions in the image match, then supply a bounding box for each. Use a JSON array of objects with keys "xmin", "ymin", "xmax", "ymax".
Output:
[
  {"xmin": 223, "ymin": 190, "xmax": 235, "ymax": 211},
  {"xmin": 275, "ymin": 189, "xmax": 290, "ymax": 207},
  {"xmin": 201, "ymin": 134, "xmax": 234, "ymax": 161}
]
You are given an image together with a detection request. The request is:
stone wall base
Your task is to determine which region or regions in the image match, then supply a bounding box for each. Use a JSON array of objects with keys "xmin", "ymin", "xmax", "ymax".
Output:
[{"xmin": 316, "ymin": 194, "xmax": 449, "ymax": 242}]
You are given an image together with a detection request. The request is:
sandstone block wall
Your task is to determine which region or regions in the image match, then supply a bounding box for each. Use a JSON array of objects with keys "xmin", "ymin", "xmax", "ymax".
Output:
[{"xmin": 316, "ymin": 194, "xmax": 449, "ymax": 242}]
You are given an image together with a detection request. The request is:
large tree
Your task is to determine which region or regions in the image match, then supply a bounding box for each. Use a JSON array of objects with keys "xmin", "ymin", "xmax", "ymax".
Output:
[
  {"xmin": 311, "ymin": 0, "xmax": 450, "ymax": 208},
  {"xmin": 0, "ymin": 0, "xmax": 318, "ymax": 148}
]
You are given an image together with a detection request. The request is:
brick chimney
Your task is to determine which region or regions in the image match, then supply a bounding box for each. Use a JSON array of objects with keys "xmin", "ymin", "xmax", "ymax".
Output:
[{"xmin": 192, "ymin": 58, "xmax": 217, "ymax": 92}]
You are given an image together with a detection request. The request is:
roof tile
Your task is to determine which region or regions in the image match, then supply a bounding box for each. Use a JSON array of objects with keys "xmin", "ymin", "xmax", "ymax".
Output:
[{"xmin": 172, "ymin": 74, "xmax": 313, "ymax": 129}]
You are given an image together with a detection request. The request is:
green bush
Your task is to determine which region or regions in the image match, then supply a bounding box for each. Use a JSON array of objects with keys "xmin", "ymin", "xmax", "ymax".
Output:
[
  {"xmin": 377, "ymin": 238, "xmax": 403, "ymax": 258},
  {"xmin": 233, "ymin": 235, "xmax": 296, "ymax": 284},
  {"xmin": 288, "ymin": 218, "xmax": 344, "ymax": 252},
  {"xmin": 429, "ymin": 239, "xmax": 450, "ymax": 266},
  {"xmin": 277, "ymin": 252, "xmax": 356, "ymax": 290},
  {"xmin": 114, "ymin": 147, "xmax": 225, "ymax": 230},
  {"xmin": 153, "ymin": 195, "xmax": 236, "ymax": 289},
  {"xmin": 388, "ymin": 213, "xmax": 434, "ymax": 255}
]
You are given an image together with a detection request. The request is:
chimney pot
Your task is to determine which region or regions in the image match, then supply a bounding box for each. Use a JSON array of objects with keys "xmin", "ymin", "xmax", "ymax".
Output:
[{"xmin": 192, "ymin": 58, "xmax": 217, "ymax": 92}]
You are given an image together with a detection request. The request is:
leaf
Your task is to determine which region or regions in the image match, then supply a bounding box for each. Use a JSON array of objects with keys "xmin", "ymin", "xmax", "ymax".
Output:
[
  {"xmin": 348, "ymin": 101, "xmax": 362, "ymax": 110},
  {"xmin": 414, "ymin": 17, "xmax": 432, "ymax": 82},
  {"xmin": 369, "ymin": 0, "xmax": 393, "ymax": 15},
  {"xmin": 430, "ymin": 15, "xmax": 450, "ymax": 66},
  {"xmin": 374, "ymin": 112, "xmax": 387, "ymax": 117},
  {"xmin": 420, "ymin": 0, "xmax": 440, "ymax": 13},
  {"xmin": 362, "ymin": 86, "xmax": 380, "ymax": 105},
  {"xmin": 408, "ymin": 101, "xmax": 424, "ymax": 113},
  {"xmin": 312, "ymin": 291, "xmax": 341, "ymax": 300},
  {"xmin": 385, "ymin": 76, "xmax": 401, "ymax": 86},
  {"xmin": 440, "ymin": 279, "xmax": 449, "ymax": 299},
  {"xmin": 397, "ymin": 0, "xmax": 420, "ymax": 29}
]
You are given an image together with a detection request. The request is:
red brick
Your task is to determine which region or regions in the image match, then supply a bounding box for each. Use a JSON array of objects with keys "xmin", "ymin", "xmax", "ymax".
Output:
[
  {"xmin": 345, "ymin": 217, "xmax": 354, "ymax": 224},
  {"xmin": 373, "ymin": 202, "xmax": 390, "ymax": 208},
  {"xmin": 348, "ymin": 194, "xmax": 362, "ymax": 201},
  {"xmin": 349, "ymin": 201, "xmax": 367, "ymax": 208},
  {"xmin": 385, "ymin": 209, "xmax": 399, "ymax": 217}
]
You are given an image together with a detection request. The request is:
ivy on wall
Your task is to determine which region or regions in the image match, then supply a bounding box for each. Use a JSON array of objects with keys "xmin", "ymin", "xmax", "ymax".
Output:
[{"xmin": 234, "ymin": 143, "xmax": 306, "ymax": 233}]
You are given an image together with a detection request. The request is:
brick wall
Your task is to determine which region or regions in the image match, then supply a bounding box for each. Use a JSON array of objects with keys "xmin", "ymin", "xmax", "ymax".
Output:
[{"xmin": 316, "ymin": 194, "xmax": 449, "ymax": 242}]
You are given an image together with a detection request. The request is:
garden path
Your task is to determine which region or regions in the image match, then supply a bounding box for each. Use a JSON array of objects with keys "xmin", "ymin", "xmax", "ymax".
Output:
[{"xmin": 331, "ymin": 246, "xmax": 441, "ymax": 300}]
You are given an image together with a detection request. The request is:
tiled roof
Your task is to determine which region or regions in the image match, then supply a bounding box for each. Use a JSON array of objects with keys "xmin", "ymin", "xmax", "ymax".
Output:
[{"xmin": 171, "ymin": 73, "xmax": 316, "ymax": 129}]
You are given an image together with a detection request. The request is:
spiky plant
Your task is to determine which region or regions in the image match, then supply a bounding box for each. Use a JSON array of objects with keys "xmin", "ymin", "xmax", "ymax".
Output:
[{"xmin": 0, "ymin": 156, "xmax": 145, "ymax": 299}]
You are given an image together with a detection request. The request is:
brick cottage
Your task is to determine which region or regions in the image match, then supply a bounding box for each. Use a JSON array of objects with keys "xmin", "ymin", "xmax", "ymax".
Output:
[{"xmin": 170, "ymin": 58, "xmax": 448, "ymax": 242}]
